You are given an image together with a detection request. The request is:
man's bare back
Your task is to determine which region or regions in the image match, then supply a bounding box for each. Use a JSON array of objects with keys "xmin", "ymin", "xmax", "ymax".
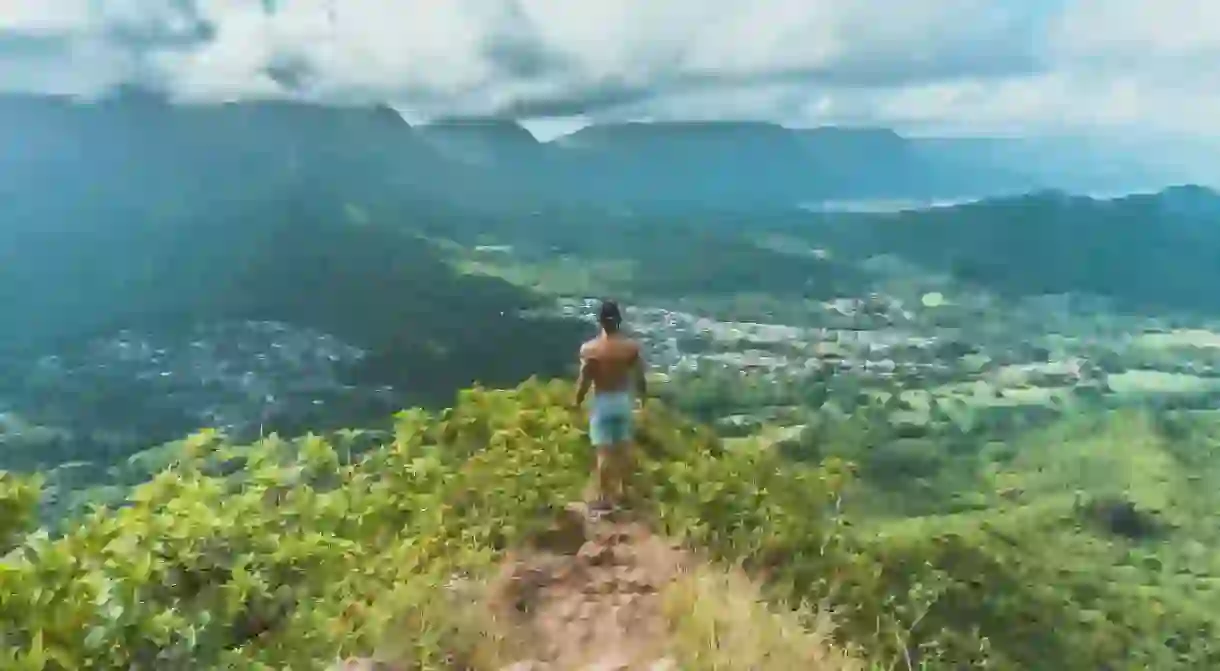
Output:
[{"xmin": 579, "ymin": 334, "xmax": 642, "ymax": 395}]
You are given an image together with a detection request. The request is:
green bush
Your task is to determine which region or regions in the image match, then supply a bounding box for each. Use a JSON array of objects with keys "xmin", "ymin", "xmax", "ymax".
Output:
[{"xmin": 2, "ymin": 382, "xmax": 1220, "ymax": 669}]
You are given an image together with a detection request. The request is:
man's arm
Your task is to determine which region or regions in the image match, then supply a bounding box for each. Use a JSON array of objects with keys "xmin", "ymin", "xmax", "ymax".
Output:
[
  {"xmin": 633, "ymin": 345, "xmax": 648, "ymax": 400},
  {"xmin": 574, "ymin": 352, "xmax": 594, "ymax": 407}
]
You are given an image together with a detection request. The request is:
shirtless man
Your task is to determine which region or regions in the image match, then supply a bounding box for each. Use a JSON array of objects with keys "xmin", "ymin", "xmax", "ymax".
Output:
[{"xmin": 574, "ymin": 299, "xmax": 647, "ymax": 512}]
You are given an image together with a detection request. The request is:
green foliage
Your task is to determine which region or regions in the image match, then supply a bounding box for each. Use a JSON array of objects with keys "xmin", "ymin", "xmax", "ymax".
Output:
[
  {"xmin": 0, "ymin": 471, "xmax": 41, "ymax": 552},
  {"xmin": 659, "ymin": 366, "xmax": 806, "ymax": 421},
  {"xmin": 5, "ymin": 381, "xmax": 1220, "ymax": 669},
  {"xmin": 0, "ymin": 380, "xmax": 815, "ymax": 668},
  {"xmin": 2, "ymin": 183, "xmax": 589, "ymax": 480},
  {"xmin": 789, "ymin": 188, "xmax": 1220, "ymax": 314},
  {"xmin": 440, "ymin": 215, "xmax": 867, "ymax": 308}
]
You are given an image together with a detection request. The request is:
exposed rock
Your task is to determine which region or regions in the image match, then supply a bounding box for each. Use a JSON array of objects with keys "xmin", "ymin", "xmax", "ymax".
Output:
[{"xmin": 487, "ymin": 509, "xmax": 686, "ymax": 670}]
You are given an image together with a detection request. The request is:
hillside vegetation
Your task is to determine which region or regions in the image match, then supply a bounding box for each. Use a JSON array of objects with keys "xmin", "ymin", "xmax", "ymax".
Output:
[
  {"xmin": 6, "ymin": 93, "xmax": 1220, "ymax": 499},
  {"xmin": 435, "ymin": 186, "xmax": 1220, "ymax": 320},
  {"xmin": 5, "ymin": 380, "xmax": 1220, "ymax": 669},
  {"xmin": 0, "ymin": 185, "xmax": 587, "ymax": 488},
  {"xmin": 797, "ymin": 186, "xmax": 1220, "ymax": 314}
]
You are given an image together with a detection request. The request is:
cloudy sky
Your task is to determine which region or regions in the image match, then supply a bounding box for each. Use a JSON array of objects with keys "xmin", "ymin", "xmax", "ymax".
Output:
[{"xmin": 2, "ymin": 1, "xmax": 1218, "ymax": 139}]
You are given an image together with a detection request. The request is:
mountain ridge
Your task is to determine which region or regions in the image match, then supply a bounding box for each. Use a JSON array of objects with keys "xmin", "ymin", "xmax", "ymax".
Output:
[
  {"xmin": 0, "ymin": 92, "xmax": 1188, "ymax": 215},
  {"xmin": 798, "ymin": 183, "xmax": 1220, "ymax": 314}
]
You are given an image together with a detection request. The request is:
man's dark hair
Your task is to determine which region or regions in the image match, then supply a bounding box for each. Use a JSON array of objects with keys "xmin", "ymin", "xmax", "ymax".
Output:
[{"xmin": 598, "ymin": 299, "xmax": 623, "ymax": 332}]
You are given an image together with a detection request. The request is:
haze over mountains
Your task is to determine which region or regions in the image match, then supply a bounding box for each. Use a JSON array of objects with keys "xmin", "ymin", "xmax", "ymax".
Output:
[{"xmin": 0, "ymin": 90, "xmax": 1201, "ymax": 220}]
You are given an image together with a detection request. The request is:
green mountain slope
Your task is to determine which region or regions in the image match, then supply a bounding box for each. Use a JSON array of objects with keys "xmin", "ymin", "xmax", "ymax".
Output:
[{"xmin": 5, "ymin": 381, "xmax": 1220, "ymax": 669}]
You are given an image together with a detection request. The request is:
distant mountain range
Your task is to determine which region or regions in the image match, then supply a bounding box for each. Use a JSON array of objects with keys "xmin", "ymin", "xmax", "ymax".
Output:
[
  {"xmin": 3, "ymin": 89, "xmax": 1219, "ymax": 342},
  {"xmin": 2, "ymin": 91, "xmax": 1218, "ymax": 345},
  {"xmin": 799, "ymin": 185, "xmax": 1220, "ymax": 314},
  {"xmin": 0, "ymin": 90, "xmax": 1192, "ymax": 218}
]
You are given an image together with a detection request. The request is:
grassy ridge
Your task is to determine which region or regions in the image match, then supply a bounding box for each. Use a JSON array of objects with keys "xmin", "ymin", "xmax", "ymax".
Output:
[{"xmin": 3, "ymin": 381, "xmax": 1220, "ymax": 668}]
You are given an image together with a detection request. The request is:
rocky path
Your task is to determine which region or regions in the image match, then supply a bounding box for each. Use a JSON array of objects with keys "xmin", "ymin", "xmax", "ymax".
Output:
[
  {"xmin": 336, "ymin": 503, "xmax": 686, "ymax": 671},
  {"xmin": 487, "ymin": 503, "xmax": 685, "ymax": 671}
]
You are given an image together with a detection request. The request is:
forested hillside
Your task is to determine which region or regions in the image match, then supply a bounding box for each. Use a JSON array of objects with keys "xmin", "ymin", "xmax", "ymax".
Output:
[
  {"xmin": 792, "ymin": 185, "xmax": 1220, "ymax": 314},
  {"xmin": 0, "ymin": 93, "xmax": 590, "ymax": 474},
  {"xmin": 0, "ymin": 196, "xmax": 586, "ymax": 476},
  {"xmin": 433, "ymin": 184, "xmax": 1220, "ymax": 319},
  {"xmin": 5, "ymin": 382, "xmax": 1220, "ymax": 669}
]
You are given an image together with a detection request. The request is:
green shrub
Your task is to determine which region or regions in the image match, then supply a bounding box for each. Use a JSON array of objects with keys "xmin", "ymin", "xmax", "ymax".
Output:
[{"xmin": 2, "ymin": 382, "xmax": 1220, "ymax": 669}]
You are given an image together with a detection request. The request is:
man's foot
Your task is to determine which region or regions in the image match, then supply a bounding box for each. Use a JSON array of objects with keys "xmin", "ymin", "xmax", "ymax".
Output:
[{"xmin": 586, "ymin": 498, "xmax": 614, "ymax": 519}]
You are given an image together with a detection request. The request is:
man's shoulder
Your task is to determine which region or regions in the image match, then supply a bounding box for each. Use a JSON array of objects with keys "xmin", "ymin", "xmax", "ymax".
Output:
[
  {"xmin": 581, "ymin": 334, "xmax": 639, "ymax": 356},
  {"xmin": 615, "ymin": 338, "xmax": 642, "ymax": 359}
]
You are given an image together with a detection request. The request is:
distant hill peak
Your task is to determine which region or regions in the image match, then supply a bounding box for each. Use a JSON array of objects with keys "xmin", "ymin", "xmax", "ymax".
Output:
[
  {"xmin": 567, "ymin": 119, "xmax": 786, "ymax": 137},
  {"xmin": 99, "ymin": 84, "xmax": 169, "ymax": 107},
  {"xmin": 796, "ymin": 126, "xmax": 910, "ymax": 156},
  {"xmin": 416, "ymin": 118, "xmax": 539, "ymax": 143},
  {"xmin": 1161, "ymin": 183, "xmax": 1219, "ymax": 199},
  {"xmin": 368, "ymin": 104, "xmax": 411, "ymax": 128},
  {"xmin": 800, "ymin": 126, "xmax": 905, "ymax": 140},
  {"xmin": 555, "ymin": 121, "xmax": 803, "ymax": 156}
]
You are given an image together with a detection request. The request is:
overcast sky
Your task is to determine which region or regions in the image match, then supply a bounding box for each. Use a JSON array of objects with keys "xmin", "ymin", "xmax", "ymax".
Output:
[{"xmin": 3, "ymin": 1, "xmax": 1218, "ymax": 140}]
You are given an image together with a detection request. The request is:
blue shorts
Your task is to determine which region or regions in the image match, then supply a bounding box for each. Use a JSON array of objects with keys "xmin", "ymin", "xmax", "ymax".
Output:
[{"xmin": 589, "ymin": 392, "xmax": 633, "ymax": 447}]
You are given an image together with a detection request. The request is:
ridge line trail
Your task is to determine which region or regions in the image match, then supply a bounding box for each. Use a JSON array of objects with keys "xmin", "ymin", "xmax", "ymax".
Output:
[
  {"xmin": 333, "ymin": 502, "xmax": 687, "ymax": 671},
  {"xmin": 486, "ymin": 503, "xmax": 686, "ymax": 670},
  {"xmin": 334, "ymin": 499, "xmax": 860, "ymax": 671}
]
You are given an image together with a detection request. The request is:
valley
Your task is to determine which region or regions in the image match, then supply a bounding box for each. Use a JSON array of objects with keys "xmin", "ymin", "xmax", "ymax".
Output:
[
  {"xmin": 459, "ymin": 228, "xmax": 1220, "ymax": 438},
  {"xmin": 4, "ymin": 92, "xmax": 1220, "ymax": 669}
]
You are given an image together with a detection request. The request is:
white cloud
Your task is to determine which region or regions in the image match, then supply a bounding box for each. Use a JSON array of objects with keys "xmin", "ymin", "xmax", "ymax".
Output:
[
  {"xmin": 3, "ymin": 0, "xmax": 1220, "ymax": 138},
  {"xmin": 1052, "ymin": 0, "xmax": 1220, "ymax": 66},
  {"xmin": 0, "ymin": 2, "xmax": 93, "ymax": 34}
]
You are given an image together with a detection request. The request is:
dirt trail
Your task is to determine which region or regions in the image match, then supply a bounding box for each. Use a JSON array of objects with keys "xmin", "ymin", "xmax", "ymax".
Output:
[
  {"xmin": 334, "ymin": 503, "xmax": 690, "ymax": 671},
  {"xmin": 486, "ymin": 503, "xmax": 687, "ymax": 670}
]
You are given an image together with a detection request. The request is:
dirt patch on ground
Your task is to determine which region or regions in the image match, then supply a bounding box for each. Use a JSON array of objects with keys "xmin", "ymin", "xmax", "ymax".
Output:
[
  {"xmin": 332, "ymin": 502, "xmax": 858, "ymax": 671},
  {"xmin": 486, "ymin": 504, "xmax": 688, "ymax": 670}
]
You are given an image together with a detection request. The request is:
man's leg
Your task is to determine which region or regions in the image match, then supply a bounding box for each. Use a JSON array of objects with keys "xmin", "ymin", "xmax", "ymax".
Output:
[
  {"xmin": 595, "ymin": 446, "xmax": 614, "ymax": 505},
  {"xmin": 588, "ymin": 412, "xmax": 613, "ymax": 509},
  {"xmin": 606, "ymin": 443, "xmax": 627, "ymax": 505},
  {"xmin": 606, "ymin": 413, "xmax": 633, "ymax": 506}
]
